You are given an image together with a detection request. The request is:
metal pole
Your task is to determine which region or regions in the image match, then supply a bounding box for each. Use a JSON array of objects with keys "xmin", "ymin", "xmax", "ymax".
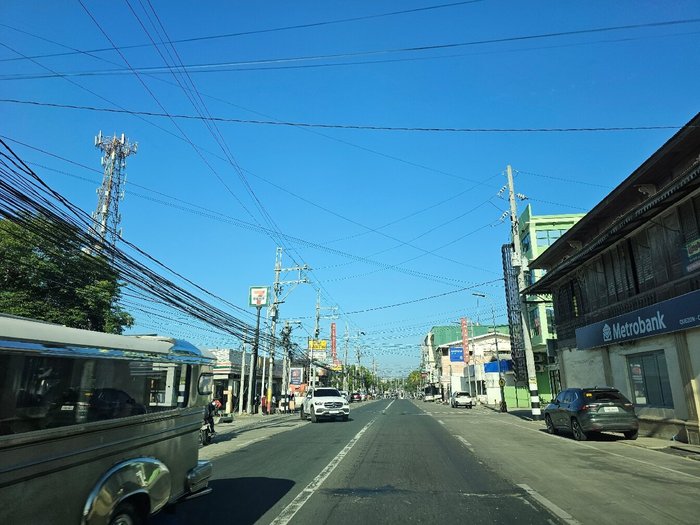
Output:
[
  {"xmin": 246, "ymin": 306, "xmax": 262, "ymax": 414},
  {"xmin": 493, "ymin": 305, "xmax": 507, "ymax": 412},
  {"xmin": 238, "ymin": 346, "xmax": 246, "ymax": 414}
]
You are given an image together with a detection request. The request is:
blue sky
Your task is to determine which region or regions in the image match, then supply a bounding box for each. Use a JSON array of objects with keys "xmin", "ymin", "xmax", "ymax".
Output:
[{"xmin": 2, "ymin": 1, "xmax": 699, "ymax": 377}]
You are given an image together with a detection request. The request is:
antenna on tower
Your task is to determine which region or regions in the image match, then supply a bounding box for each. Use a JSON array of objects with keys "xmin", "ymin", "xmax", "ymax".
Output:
[{"xmin": 90, "ymin": 131, "xmax": 137, "ymax": 253}]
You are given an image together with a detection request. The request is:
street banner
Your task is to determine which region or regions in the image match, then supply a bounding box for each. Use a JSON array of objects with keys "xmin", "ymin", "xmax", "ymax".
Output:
[
  {"xmin": 249, "ymin": 286, "xmax": 270, "ymax": 307},
  {"xmin": 290, "ymin": 367, "xmax": 303, "ymax": 385},
  {"xmin": 331, "ymin": 322, "xmax": 337, "ymax": 360},
  {"xmin": 461, "ymin": 318, "xmax": 470, "ymax": 365}
]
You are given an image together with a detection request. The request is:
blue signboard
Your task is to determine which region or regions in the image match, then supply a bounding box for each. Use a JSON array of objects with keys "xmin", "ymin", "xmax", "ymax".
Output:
[
  {"xmin": 449, "ymin": 346, "xmax": 464, "ymax": 362},
  {"xmin": 576, "ymin": 289, "xmax": 700, "ymax": 350}
]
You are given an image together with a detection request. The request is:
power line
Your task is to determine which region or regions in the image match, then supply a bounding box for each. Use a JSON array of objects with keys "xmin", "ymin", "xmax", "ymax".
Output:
[
  {"xmin": 0, "ymin": 1, "xmax": 486, "ymax": 63},
  {"xmin": 3, "ymin": 17, "xmax": 698, "ymax": 78},
  {"xmin": 0, "ymin": 98, "xmax": 686, "ymax": 133}
]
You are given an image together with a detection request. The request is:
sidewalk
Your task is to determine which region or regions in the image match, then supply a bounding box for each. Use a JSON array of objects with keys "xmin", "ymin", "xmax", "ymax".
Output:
[
  {"xmin": 479, "ymin": 403, "xmax": 700, "ymax": 459},
  {"xmin": 213, "ymin": 410, "xmax": 299, "ymax": 436}
]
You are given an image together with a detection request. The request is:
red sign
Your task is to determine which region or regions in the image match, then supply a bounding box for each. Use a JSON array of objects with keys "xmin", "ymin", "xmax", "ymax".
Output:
[
  {"xmin": 331, "ymin": 322, "xmax": 337, "ymax": 360},
  {"xmin": 461, "ymin": 318, "xmax": 470, "ymax": 365}
]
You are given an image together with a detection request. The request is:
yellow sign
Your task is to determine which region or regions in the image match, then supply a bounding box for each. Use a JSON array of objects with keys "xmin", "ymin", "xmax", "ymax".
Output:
[{"xmin": 308, "ymin": 339, "xmax": 328, "ymax": 350}]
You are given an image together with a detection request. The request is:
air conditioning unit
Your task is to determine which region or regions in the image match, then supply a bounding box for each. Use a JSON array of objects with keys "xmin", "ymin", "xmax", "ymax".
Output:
[
  {"xmin": 534, "ymin": 364, "xmax": 546, "ymax": 373},
  {"xmin": 533, "ymin": 352, "xmax": 546, "ymax": 364}
]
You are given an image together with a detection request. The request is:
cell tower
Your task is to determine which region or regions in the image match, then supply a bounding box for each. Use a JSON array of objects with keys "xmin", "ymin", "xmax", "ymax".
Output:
[{"xmin": 91, "ymin": 131, "xmax": 137, "ymax": 250}]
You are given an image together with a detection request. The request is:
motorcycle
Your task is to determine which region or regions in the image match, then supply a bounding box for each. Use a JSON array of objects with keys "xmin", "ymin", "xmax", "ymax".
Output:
[{"xmin": 199, "ymin": 420, "xmax": 214, "ymax": 446}]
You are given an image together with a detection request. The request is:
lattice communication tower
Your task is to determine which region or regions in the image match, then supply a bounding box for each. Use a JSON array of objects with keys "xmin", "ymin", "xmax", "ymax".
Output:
[{"xmin": 91, "ymin": 131, "xmax": 137, "ymax": 250}]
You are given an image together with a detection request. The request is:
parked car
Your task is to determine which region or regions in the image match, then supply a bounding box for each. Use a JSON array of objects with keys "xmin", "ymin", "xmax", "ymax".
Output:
[
  {"xmin": 450, "ymin": 391, "xmax": 474, "ymax": 409},
  {"xmin": 543, "ymin": 387, "xmax": 639, "ymax": 441},
  {"xmin": 350, "ymin": 392, "xmax": 362, "ymax": 402}
]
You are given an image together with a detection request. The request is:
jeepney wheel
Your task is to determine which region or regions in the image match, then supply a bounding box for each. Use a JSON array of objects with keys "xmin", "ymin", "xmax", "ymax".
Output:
[{"xmin": 109, "ymin": 501, "xmax": 143, "ymax": 525}]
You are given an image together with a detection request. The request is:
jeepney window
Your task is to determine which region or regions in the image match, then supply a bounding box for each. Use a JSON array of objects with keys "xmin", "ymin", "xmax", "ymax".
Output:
[
  {"xmin": 198, "ymin": 373, "xmax": 214, "ymax": 395},
  {"xmin": 0, "ymin": 354, "xmax": 188, "ymax": 436}
]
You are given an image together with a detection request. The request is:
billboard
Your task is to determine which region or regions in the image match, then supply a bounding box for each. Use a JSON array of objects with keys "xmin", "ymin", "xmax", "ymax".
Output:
[
  {"xmin": 290, "ymin": 367, "xmax": 303, "ymax": 385},
  {"xmin": 308, "ymin": 339, "xmax": 328, "ymax": 350}
]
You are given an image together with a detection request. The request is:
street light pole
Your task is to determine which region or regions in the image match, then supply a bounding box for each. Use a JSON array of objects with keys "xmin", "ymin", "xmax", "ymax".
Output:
[
  {"xmin": 473, "ymin": 292, "xmax": 507, "ymax": 412},
  {"xmin": 492, "ymin": 305, "xmax": 507, "ymax": 413}
]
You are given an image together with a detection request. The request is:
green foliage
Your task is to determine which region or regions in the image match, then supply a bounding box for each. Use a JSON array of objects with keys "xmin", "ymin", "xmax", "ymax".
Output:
[
  {"xmin": 405, "ymin": 370, "xmax": 423, "ymax": 393},
  {"xmin": 0, "ymin": 217, "xmax": 133, "ymax": 333}
]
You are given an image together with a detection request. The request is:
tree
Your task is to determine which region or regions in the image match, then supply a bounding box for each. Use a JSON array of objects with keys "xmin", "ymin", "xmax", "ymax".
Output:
[
  {"xmin": 405, "ymin": 370, "xmax": 423, "ymax": 394},
  {"xmin": 0, "ymin": 216, "xmax": 133, "ymax": 333}
]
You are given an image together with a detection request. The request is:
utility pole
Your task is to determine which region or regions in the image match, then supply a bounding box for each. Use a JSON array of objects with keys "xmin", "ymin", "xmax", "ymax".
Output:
[
  {"xmin": 267, "ymin": 248, "xmax": 308, "ymax": 408},
  {"xmin": 246, "ymin": 305, "xmax": 262, "ymax": 414},
  {"xmin": 343, "ymin": 323, "xmax": 349, "ymax": 392},
  {"xmin": 238, "ymin": 331, "xmax": 247, "ymax": 414},
  {"xmin": 506, "ymin": 164, "xmax": 540, "ymax": 420},
  {"xmin": 92, "ymin": 131, "xmax": 137, "ymax": 252}
]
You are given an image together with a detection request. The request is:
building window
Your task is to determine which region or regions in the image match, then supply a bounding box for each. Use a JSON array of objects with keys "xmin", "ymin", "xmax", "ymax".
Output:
[
  {"xmin": 627, "ymin": 351, "xmax": 673, "ymax": 409},
  {"xmin": 529, "ymin": 308, "xmax": 541, "ymax": 337},
  {"xmin": 546, "ymin": 307, "xmax": 556, "ymax": 336},
  {"xmin": 522, "ymin": 233, "xmax": 531, "ymax": 254},
  {"xmin": 536, "ymin": 229, "xmax": 568, "ymax": 247}
]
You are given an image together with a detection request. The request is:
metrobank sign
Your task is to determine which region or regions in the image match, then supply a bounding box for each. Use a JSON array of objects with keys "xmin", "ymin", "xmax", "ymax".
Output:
[{"xmin": 576, "ymin": 289, "xmax": 700, "ymax": 350}]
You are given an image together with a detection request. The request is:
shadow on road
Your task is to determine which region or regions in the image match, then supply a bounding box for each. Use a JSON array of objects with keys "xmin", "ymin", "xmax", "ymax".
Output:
[
  {"xmin": 154, "ymin": 477, "xmax": 295, "ymax": 525},
  {"xmin": 536, "ymin": 427, "xmax": 629, "ymax": 442}
]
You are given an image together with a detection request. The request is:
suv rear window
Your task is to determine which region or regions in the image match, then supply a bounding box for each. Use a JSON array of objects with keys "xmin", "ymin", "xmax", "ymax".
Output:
[{"xmin": 584, "ymin": 390, "xmax": 628, "ymax": 403}]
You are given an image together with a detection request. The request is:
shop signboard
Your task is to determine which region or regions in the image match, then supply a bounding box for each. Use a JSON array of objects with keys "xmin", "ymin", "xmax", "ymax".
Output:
[
  {"xmin": 449, "ymin": 346, "xmax": 464, "ymax": 362},
  {"xmin": 576, "ymin": 289, "xmax": 700, "ymax": 350}
]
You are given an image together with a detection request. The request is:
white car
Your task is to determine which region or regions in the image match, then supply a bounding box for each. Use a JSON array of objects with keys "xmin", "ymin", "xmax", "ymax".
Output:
[
  {"xmin": 450, "ymin": 391, "xmax": 474, "ymax": 409},
  {"xmin": 301, "ymin": 387, "xmax": 350, "ymax": 422}
]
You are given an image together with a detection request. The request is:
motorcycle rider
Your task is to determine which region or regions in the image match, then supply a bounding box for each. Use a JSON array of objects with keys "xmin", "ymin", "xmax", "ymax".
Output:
[{"xmin": 204, "ymin": 399, "xmax": 221, "ymax": 435}]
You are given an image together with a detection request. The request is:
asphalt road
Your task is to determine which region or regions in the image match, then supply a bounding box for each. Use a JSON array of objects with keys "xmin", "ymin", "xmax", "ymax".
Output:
[{"xmin": 155, "ymin": 399, "xmax": 700, "ymax": 525}]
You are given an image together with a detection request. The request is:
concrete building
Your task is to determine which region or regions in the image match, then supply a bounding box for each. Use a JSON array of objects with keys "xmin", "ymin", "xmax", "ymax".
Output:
[
  {"xmin": 518, "ymin": 204, "xmax": 585, "ymax": 399},
  {"xmin": 423, "ymin": 324, "xmax": 511, "ymax": 404},
  {"xmin": 526, "ymin": 113, "xmax": 700, "ymax": 443}
]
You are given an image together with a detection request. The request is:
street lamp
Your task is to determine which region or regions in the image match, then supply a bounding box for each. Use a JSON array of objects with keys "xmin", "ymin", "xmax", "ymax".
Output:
[{"xmin": 473, "ymin": 293, "xmax": 507, "ymax": 413}]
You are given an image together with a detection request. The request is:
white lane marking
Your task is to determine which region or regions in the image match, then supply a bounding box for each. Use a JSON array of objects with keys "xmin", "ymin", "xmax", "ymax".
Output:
[
  {"xmin": 438, "ymin": 420, "xmax": 445, "ymax": 425},
  {"xmin": 488, "ymin": 418, "xmax": 700, "ymax": 481},
  {"xmin": 381, "ymin": 399, "xmax": 396, "ymax": 414},
  {"xmin": 270, "ymin": 417, "xmax": 377, "ymax": 525},
  {"xmin": 518, "ymin": 483, "xmax": 581, "ymax": 525},
  {"xmin": 455, "ymin": 436, "xmax": 472, "ymax": 448}
]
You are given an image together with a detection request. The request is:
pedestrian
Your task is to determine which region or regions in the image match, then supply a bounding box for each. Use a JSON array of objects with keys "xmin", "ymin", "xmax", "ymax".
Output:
[
  {"xmin": 271, "ymin": 394, "xmax": 277, "ymax": 414},
  {"xmin": 254, "ymin": 394, "xmax": 260, "ymax": 414},
  {"xmin": 261, "ymin": 395, "xmax": 267, "ymax": 415},
  {"xmin": 289, "ymin": 393, "xmax": 296, "ymax": 413}
]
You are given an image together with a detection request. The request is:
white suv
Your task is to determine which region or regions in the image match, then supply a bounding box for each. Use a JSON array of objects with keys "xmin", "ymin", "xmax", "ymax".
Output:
[{"xmin": 301, "ymin": 387, "xmax": 350, "ymax": 422}]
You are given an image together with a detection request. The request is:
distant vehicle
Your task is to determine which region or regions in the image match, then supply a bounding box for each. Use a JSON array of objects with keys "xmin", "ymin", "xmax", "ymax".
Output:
[
  {"xmin": 450, "ymin": 391, "xmax": 474, "ymax": 409},
  {"xmin": 0, "ymin": 314, "xmax": 215, "ymax": 525},
  {"xmin": 423, "ymin": 385, "xmax": 440, "ymax": 402},
  {"xmin": 350, "ymin": 392, "xmax": 362, "ymax": 402},
  {"xmin": 301, "ymin": 387, "xmax": 350, "ymax": 422},
  {"xmin": 339, "ymin": 390, "xmax": 350, "ymax": 402},
  {"xmin": 543, "ymin": 387, "xmax": 639, "ymax": 441}
]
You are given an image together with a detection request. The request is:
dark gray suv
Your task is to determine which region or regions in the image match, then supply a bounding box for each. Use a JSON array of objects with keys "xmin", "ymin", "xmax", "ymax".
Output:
[{"xmin": 543, "ymin": 387, "xmax": 639, "ymax": 441}]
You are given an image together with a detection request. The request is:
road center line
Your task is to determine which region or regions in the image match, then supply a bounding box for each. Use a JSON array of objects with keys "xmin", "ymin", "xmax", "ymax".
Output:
[
  {"xmin": 270, "ymin": 417, "xmax": 377, "ymax": 525},
  {"xmin": 518, "ymin": 483, "xmax": 581, "ymax": 525}
]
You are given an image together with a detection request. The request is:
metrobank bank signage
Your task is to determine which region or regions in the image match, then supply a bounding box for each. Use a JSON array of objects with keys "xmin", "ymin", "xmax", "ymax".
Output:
[{"xmin": 576, "ymin": 289, "xmax": 700, "ymax": 350}]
